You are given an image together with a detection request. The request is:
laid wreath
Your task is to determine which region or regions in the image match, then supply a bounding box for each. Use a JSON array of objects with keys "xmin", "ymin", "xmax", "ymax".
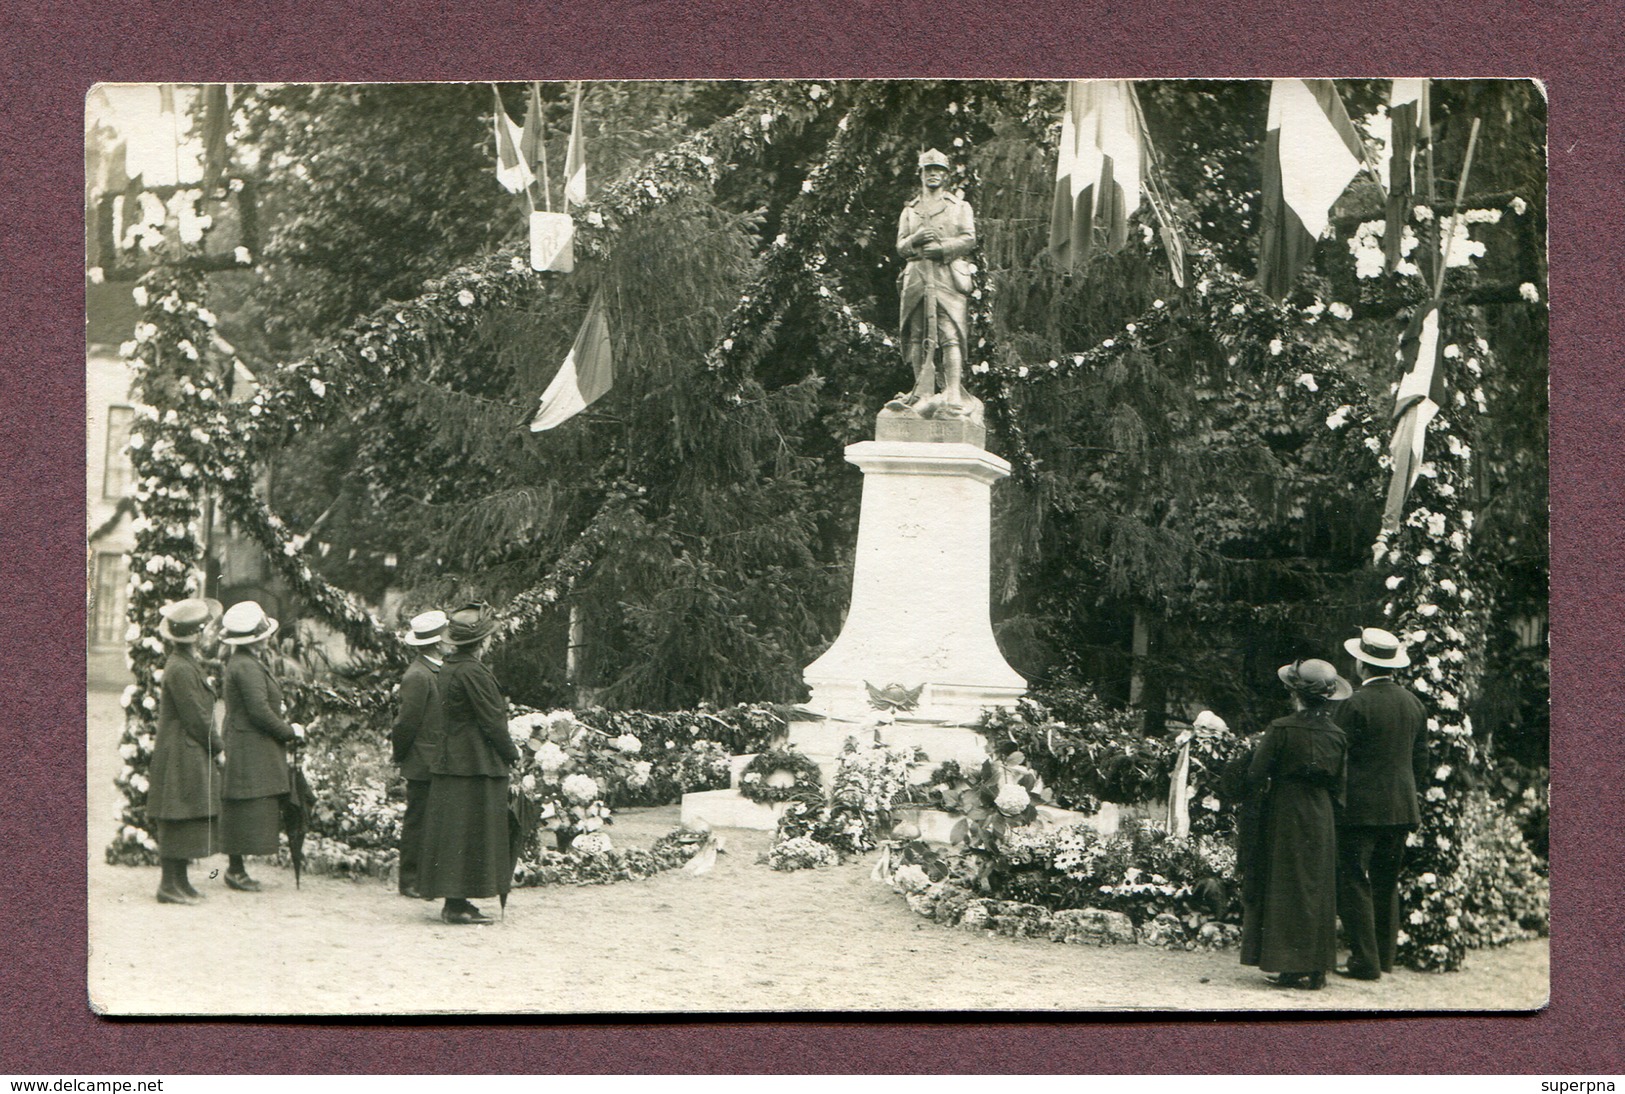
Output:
[{"xmin": 738, "ymin": 748, "xmax": 825, "ymax": 804}]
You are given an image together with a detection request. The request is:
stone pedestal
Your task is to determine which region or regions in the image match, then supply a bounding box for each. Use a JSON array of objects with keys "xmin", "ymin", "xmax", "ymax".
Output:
[{"xmin": 802, "ymin": 431, "xmax": 1026, "ymax": 725}]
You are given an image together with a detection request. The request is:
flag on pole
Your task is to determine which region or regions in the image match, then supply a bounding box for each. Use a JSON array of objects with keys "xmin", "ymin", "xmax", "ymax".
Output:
[
  {"xmin": 520, "ymin": 82, "xmax": 547, "ymax": 208},
  {"xmin": 199, "ymin": 84, "xmax": 232, "ymax": 195},
  {"xmin": 1385, "ymin": 79, "xmax": 1429, "ymax": 274},
  {"xmin": 491, "ymin": 85, "xmax": 535, "ymax": 195},
  {"xmin": 1381, "ymin": 302, "xmax": 1446, "ymax": 531},
  {"xmin": 1258, "ymin": 79, "xmax": 1367, "ymax": 299},
  {"xmin": 562, "ymin": 84, "xmax": 587, "ymax": 210},
  {"xmin": 1049, "ymin": 80, "xmax": 1145, "ymax": 270},
  {"xmin": 529, "ymin": 210, "xmax": 575, "ymax": 273},
  {"xmin": 530, "ymin": 291, "xmax": 614, "ymax": 432}
]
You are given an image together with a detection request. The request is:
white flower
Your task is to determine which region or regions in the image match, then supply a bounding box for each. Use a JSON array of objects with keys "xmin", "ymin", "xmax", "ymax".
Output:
[
  {"xmin": 1101, "ymin": 339, "xmax": 1115, "ymax": 349},
  {"xmin": 893, "ymin": 864, "xmax": 932, "ymax": 894},
  {"xmin": 1385, "ymin": 575, "xmax": 1403, "ymax": 590},
  {"xmin": 1325, "ymin": 405, "xmax": 1351, "ymax": 430},
  {"xmin": 535, "ymin": 741, "xmax": 568, "ymax": 775},
  {"xmin": 455, "ymin": 289, "xmax": 474, "ymax": 307},
  {"xmin": 132, "ymin": 285, "xmax": 149, "ymax": 307},
  {"xmin": 233, "ymin": 246, "xmax": 253, "ymax": 265},
  {"xmin": 612, "ymin": 733, "xmax": 642, "ymax": 754},
  {"xmin": 1294, "ymin": 371, "xmax": 1316, "ymax": 391},
  {"xmin": 1193, "ymin": 710, "xmax": 1228, "ymax": 733},
  {"xmin": 573, "ymin": 832, "xmax": 612, "ymax": 856},
  {"xmin": 1426, "ymin": 786, "xmax": 1446, "ymax": 802},
  {"xmin": 562, "ymin": 773, "xmax": 599, "ymax": 805},
  {"xmin": 586, "ymin": 210, "xmax": 604, "ymax": 228},
  {"xmin": 1201, "ymin": 795, "xmax": 1221, "ymax": 812},
  {"xmin": 1510, "ymin": 196, "xmax": 1528, "ymax": 215},
  {"xmin": 1329, "ymin": 302, "xmax": 1354, "ymax": 320},
  {"xmin": 994, "ymin": 784, "xmax": 1031, "ymax": 817},
  {"xmin": 1152, "ymin": 299, "xmax": 1165, "ymax": 309},
  {"xmin": 1519, "ymin": 282, "xmax": 1541, "ymax": 303},
  {"xmin": 310, "ymin": 377, "xmax": 327, "ymax": 398}
]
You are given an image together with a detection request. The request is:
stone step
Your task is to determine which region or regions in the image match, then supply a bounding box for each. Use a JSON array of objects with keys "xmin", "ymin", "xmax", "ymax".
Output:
[{"xmin": 680, "ymin": 788, "xmax": 789, "ymax": 831}]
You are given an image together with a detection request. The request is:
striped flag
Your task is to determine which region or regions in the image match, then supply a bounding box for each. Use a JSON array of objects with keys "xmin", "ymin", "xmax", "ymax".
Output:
[
  {"xmin": 1385, "ymin": 79, "xmax": 1430, "ymax": 274},
  {"xmin": 530, "ymin": 291, "xmax": 614, "ymax": 432},
  {"xmin": 1258, "ymin": 79, "xmax": 1366, "ymax": 299},
  {"xmin": 1382, "ymin": 302, "xmax": 1446, "ymax": 531},
  {"xmin": 1049, "ymin": 80, "xmax": 1144, "ymax": 270},
  {"xmin": 563, "ymin": 84, "xmax": 587, "ymax": 210},
  {"xmin": 491, "ymin": 85, "xmax": 535, "ymax": 195},
  {"xmin": 523, "ymin": 81, "xmax": 549, "ymax": 207}
]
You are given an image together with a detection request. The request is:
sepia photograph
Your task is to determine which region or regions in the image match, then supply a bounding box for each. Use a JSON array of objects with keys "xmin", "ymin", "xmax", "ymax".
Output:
[{"xmin": 84, "ymin": 78, "xmax": 1549, "ymax": 1015}]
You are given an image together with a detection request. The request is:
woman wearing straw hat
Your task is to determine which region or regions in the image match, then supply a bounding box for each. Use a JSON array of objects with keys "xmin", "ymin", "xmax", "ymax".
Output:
[
  {"xmin": 217, "ymin": 600, "xmax": 303, "ymax": 892},
  {"xmin": 1239, "ymin": 657, "xmax": 1351, "ymax": 990},
  {"xmin": 148, "ymin": 597, "xmax": 224, "ymax": 905},
  {"xmin": 418, "ymin": 603, "xmax": 520, "ymax": 925}
]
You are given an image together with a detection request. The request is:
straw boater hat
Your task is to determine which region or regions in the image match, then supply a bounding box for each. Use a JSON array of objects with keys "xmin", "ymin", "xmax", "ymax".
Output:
[
  {"xmin": 1344, "ymin": 626, "xmax": 1410, "ymax": 668},
  {"xmin": 220, "ymin": 600, "xmax": 279, "ymax": 646},
  {"xmin": 403, "ymin": 609, "xmax": 449, "ymax": 647},
  {"xmin": 158, "ymin": 597, "xmax": 222, "ymax": 643},
  {"xmin": 1277, "ymin": 658, "xmax": 1354, "ymax": 701},
  {"xmin": 446, "ymin": 602, "xmax": 496, "ymax": 646}
]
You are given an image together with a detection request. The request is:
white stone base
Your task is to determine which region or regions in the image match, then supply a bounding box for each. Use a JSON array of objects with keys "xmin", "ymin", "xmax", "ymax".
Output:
[
  {"xmin": 802, "ymin": 440, "xmax": 1026, "ymax": 725},
  {"xmin": 894, "ymin": 801, "xmax": 1118, "ymax": 845}
]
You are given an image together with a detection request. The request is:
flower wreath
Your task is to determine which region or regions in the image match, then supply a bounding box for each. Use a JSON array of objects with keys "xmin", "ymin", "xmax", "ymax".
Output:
[{"xmin": 738, "ymin": 748, "xmax": 825, "ymax": 804}]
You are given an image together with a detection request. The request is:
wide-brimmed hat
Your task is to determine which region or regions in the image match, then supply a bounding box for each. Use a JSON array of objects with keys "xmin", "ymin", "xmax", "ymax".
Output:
[
  {"xmin": 158, "ymin": 597, "xmax": 222, "ymax": 643},
  {"xmin": 446, "ymin": 602, "xmax": 496, "ymax": 646},
  {"xmin": 918, "ymin": 148, "xmax": 950, "ymax": 170},
  {"xmin": 1277, "ymin": 658, "xmax": 1354, "ymax": 701},
  {"xmin": 220, "ymin": 600, "xmax": 279, "ymax": 645},
  {"xmin": 403, "ymin": 609, "xmax": 449, "ymax": 647},
  {"xmin": 1344, "ymin": 626, "xmax": 1410, "ymax": 668}
]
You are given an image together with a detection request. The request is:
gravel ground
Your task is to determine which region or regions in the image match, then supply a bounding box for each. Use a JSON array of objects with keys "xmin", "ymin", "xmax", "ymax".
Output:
[{"xmin": 86, "ymin": 686, "xmax": 1548, "ymax": 1016}]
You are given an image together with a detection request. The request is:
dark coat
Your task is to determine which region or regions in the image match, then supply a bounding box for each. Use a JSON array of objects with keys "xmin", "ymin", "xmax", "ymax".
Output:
[
  {"xmin": 221, "ymin": 647, "xmax": 296, "ymax": 800},
  {"xmin": 148, "ymin": 646, "xmax": 224, "ymax": 820},
  {"xmin": 391, "ymin": 655, "xmax": 445, "ymax": 783},
  {"xmin": 1335, "ymin": 677, "xmax": 1428, "ymax": 827},
  {"xmin": 432, "ymin": 650, "xmax": 520, "ymax": 777},
  {"xmin": 1240, "ymin": 708, "xmax": 1347, "ymax": 974}
]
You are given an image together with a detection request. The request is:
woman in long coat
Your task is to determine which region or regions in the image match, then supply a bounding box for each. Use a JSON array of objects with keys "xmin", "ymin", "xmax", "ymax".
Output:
[
  {"xmin": 418, "ymin": 603, "xmax": 520, "ymax": 925},
  {"xmin": 148, "ymin": 597, "xmax": 224, "ymax": 904},
  {"xmin": 217, "ymin": 600, "xmax": 302, "ymax": 892},
  {"xmin": 1240, "ymin": 657, "xmax": 1351, "ymax": 990}
]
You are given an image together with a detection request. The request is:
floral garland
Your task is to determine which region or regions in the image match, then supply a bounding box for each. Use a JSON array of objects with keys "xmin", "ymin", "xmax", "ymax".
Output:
[
  {"xmin": 107, "ymin": 259, "xmax": 219, "ymax": 865},
  {"xmin": 738, "ymin": 747, "xmax": 824, "ymax": 804},
  {"xmin": 766, "ymin": 736, "xmax": 916, "ymax": 868}
]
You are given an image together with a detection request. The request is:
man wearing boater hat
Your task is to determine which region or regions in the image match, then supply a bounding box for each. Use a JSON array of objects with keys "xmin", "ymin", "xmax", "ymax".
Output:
[
  {"xmin": 391, "ymin": 610, "xmax": 452, "ymax": 899},
  {"xmin": 1335, "ymin": 626, "xmax": 1430, "ymax": 980}
]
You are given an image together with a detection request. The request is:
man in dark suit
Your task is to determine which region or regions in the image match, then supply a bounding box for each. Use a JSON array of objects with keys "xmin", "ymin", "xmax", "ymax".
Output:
[
  {"xmin": 391, "ymin": 610, "xmax": 451, "ymax": 899},
  {"xmin": 1335, "ymin": 626, "xmax": 1429, "ymax": 980}
]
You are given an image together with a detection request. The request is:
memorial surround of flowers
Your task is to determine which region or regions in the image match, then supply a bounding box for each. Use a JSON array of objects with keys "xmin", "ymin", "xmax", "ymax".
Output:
[{"xmin": 103, "ymin": 80, "xmax": 1546, "ymax": 972}]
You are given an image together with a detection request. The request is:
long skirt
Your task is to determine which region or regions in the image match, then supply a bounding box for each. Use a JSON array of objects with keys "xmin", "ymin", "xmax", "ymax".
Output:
[
  {"xmin": 418, "ymin": 774, "xmax": 511, "ymax": 901},
  {"xmin": 220, "ymin": 794, "xmax": 285, "ymax": 856},
  {"xmin": 155, "ymin": 815, "xmax": 221, "ymax": 860},
  {"xmin": 1240, "ymin": 782, "xmax": 1340, "ymax": 974}
]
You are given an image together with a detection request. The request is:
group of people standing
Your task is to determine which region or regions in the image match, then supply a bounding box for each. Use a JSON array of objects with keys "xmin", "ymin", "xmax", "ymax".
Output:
[
  {"xmin": 146, "ymin": 598, "xmax": 519, "ymax": 926},
  {"xmin": 1232, "ymin": 626, "xmax": 1430, "ymax": 990}
]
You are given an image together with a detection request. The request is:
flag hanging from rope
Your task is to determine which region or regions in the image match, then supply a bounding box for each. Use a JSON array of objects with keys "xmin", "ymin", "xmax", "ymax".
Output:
[
  {"xmin": 530, "ymin": 291, "xmax": 614, "ymax": 432},
  {"xmin": 563, "ymin": 84, "xmax": 587, "ymax": 210},
  {"xmin": 1258, "ymin": 79, "xmax": 1366, "ymax": 299},
  {"xmin": 491, "ymin": 85, "xmax": 535, "ymax": 195},
  {"xmin": 1049, "ymin": 80, "xmax": 1144, "ymax": 270},
  {"xmin": 1385, "ymin": 79, "xmax": 1430, "ymax": 274},
  {"xmin": 1382, "ymin": 302, "xmax": 1446, "ymax": 531}
]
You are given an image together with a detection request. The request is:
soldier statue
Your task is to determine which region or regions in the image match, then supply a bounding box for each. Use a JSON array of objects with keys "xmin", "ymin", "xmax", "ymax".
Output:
[{"xmin": 886, "ymin": 149, "xmax": 981, "ymax": 421}]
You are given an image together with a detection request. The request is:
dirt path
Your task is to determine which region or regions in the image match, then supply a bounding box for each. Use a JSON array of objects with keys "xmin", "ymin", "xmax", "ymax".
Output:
[{"xmin": 87, "ymin": 688, "xmax": 1548, "ymax": 1016}]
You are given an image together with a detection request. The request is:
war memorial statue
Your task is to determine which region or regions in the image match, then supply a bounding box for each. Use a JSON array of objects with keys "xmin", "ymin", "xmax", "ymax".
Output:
[{"xmin": 885, "ymin": 148, "xmax": 983, "ymax": 423}]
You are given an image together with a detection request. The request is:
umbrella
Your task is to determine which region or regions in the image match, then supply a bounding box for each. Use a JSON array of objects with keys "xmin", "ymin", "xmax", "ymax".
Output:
[
  {"xmin": 503, "ymin": 790, "xmax": 540, "ymax": 919},
  {"xmin": 281, "ymin": 743, "xmax": 316, "ymax": 889}
]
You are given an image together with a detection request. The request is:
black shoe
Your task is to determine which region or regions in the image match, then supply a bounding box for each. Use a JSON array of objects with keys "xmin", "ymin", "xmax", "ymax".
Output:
[
  {"xmin": 1266, "ymin": 973, "xmax": 1306, "ymax": 988},
  {"xmin": 1304, "ymin": 971, "xmax": 1326, "ymax": 990},
  {"xmin": 157, "ymin": 886, "xmax": 201, "ymax": 905},
  {"xmin": 400, "ymin": 886, "xmax": 422, "ymax": 899},
  {"xmin": 224, "ymin": 872, "xmax": 262, "ymax": 892},
  {"xmin": 1335, "ymin": 965, "xmax": 1381, "ymax": 981},
  {"xmin": 441, "ymin": 906, "xmax": 493, "ymax": 926}
]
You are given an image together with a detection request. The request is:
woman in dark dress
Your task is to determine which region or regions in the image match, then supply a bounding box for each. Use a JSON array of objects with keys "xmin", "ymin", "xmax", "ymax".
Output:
[
  {"xmin": 418, "ymin": 603, "xmax": 520, "ymax": 925},
  {"xmin": 1239, "ymin": 657, "xmax": 1351, "ymax": 990},
  {"xmin": 217, "ymin": 600, "xmax": 303, "ymax": 892},
  {"xmin": 148, "ymin": 597, "xmax": 224, "ymax": 904}
]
